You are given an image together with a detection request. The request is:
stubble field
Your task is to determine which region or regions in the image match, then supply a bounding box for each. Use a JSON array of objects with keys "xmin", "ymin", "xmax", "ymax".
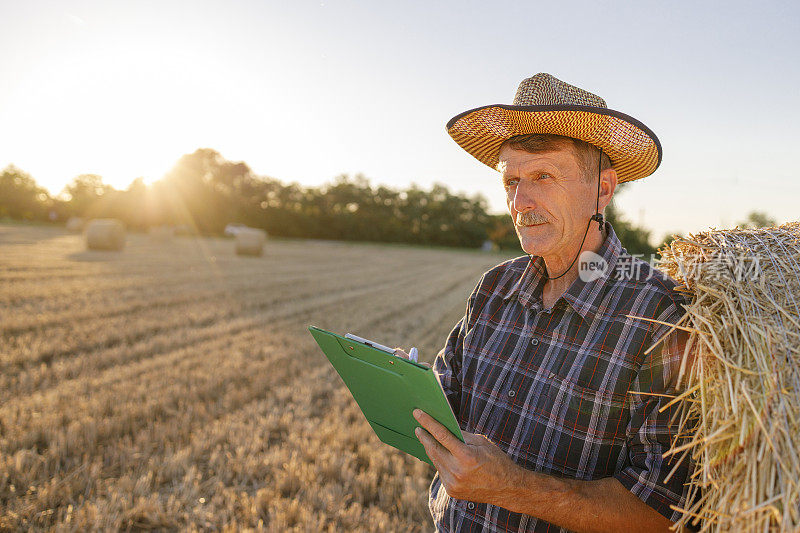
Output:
[{"xmin": 0, "ymin": 223, "xmax": 512, "ymax": 531}]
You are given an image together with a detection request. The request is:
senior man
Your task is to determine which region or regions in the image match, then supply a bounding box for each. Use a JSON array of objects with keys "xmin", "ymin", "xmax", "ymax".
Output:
[{"xmin": 400, "ymin": 74, "xmax": 693, "ymax": 532}]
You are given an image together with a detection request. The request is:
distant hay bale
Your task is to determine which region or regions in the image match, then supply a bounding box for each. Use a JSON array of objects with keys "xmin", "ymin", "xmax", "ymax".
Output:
[
  {"xmin": 149, "ymin": 225, "xmax": 174, "ymax": 243},
  {"xmin": 657, "ymin": 222, "xmax": 800, "ymax": 532},
  {"xmin": 234, "ymin": 228, "xmax": 266, "ymax": 256},
  {"xmin": 85, "ymin": 219, "xmax": 126, "ymax": 251},
  {"xmin": 66, "ymin": 217, "xmax": 85, "ymax": 233}
]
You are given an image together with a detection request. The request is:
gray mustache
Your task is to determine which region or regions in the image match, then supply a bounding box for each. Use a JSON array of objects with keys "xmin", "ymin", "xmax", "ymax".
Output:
[{"xmin": 516, "ymin": 211, "xmax": 548, "ymax": 226}]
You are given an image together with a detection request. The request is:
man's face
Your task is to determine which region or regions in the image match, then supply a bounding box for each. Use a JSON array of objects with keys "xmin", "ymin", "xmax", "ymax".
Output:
[{"xmin": 498, "ymin": 144, "xmax": 596, "ymax": 258}]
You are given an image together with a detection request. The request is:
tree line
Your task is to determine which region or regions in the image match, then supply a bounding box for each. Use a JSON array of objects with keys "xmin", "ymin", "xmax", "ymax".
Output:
[{"xmin": 1, "ymin": 148, "xmax": 666, "ymax": 254}]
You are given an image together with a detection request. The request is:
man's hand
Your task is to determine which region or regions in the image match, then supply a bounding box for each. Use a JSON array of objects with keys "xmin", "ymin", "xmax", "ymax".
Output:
[
  {"xmin": 412, "ymin": 409, "xmax": 676, "ymax": 533},
  {"xmin": 393, "ymin": 348, "xmax": 430, "ymax": 367},
  {"xmin": 413, "ymin": 408, "xmax": 521, "ymax": 504}
]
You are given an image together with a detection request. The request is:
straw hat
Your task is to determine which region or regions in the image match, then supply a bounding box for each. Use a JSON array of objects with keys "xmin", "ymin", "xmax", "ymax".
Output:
[{"xmin": 446, "ymin": 73, "xmax": 662, "ymax": 183}]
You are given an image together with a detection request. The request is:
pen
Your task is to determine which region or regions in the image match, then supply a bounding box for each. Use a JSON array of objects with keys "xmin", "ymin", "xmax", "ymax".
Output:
[
  {"xmin": 343, "ymin": 333, "xmax": 419, "ymax": 363},
  {"xmin": 409, "ymin": 347, "xmax": 418, "ymax": 362},
  {"xmin": 344, "ymin": 333, "xmax": 395, "ymax": 354}
]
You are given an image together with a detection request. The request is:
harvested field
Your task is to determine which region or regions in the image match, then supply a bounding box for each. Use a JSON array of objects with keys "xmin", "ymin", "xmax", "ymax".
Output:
[{"xmin": 0, "ymin": 223, "xmax": 512, "ymax": 531}]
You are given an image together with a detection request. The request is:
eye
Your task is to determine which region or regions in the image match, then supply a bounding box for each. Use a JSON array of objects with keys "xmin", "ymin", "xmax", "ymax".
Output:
[
  {"xmin": 504, "ymin": 177, "xmax": 520, "ymax": 188},
  {"xmin": 538, "ymin": 173, "xmax": 552, "ymax": 180}
]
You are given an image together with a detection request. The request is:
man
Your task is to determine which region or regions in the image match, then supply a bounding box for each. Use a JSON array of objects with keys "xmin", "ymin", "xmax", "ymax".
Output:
[{"xmin": 398, "ymin": 73, "xmax": 692, "ymax": 532}]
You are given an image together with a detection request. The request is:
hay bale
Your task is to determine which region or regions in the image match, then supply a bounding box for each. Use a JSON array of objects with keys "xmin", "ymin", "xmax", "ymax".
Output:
[
  {"xmin": 655, "ymin": 222, "xmax": 800, "ymax": 532},
  {"xmin": 85, "ymin": 219, "xmax": 126, "ymax": 251},
  {"xmin": 149, "ymin": 225, "xmax": 174, "ymax": 242},
  {"xmin": 66, "ymin": 217, "xmax": 85, "ymax": 232},
  {"xmin": 234, "ymin": 228, "xmax": 266, "ymax": 256}
]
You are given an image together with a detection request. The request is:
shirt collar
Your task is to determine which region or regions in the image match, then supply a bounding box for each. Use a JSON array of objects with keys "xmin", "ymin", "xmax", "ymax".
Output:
[{"xmin": 502, "ymin": 222, "xmax": 624, "ymax": 324}]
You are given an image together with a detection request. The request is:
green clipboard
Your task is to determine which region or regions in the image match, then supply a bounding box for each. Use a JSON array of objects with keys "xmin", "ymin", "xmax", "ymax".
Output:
[{"xmin": 308, "ymin": 325, "xmax": 463, "ymax": 465}]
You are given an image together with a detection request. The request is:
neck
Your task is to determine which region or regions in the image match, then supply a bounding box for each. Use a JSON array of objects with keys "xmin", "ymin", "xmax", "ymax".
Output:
[{"xmin": 540, "ymin": 221, "xmax": 606, "ymax": 302}]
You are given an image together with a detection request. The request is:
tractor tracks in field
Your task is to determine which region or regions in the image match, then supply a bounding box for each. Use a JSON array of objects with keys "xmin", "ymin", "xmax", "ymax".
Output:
[
  {"xmin": 2, "ymin": 270, "xmax": 354, "ymax": 337},
  {"xmin": 0, "ymin": 261, "xmax": 468, "ymax": 401},
  {"xmin": 0, "ymin": 258, "xmax": 441, "ymax": 367}
]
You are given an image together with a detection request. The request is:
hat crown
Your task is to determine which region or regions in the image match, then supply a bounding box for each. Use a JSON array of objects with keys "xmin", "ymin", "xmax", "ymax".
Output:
[
  {"xmin": 446, "ymin": 71, "xmax": 661, "ymax": 182},
  {"xmin": 513, "ymin": 73, "xmax": 607, "ymax": 108}
]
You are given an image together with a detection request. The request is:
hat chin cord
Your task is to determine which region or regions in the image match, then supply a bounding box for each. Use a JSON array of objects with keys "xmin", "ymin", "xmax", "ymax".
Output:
[{"xmin": 543, "ymin": 148, "xmax": 605, "ymax": 281}]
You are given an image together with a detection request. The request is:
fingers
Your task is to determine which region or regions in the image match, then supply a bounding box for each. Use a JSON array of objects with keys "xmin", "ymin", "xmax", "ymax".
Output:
[
  {"xmin": 413, "ymin": 409, "xmax": 463, "ymax": 457},
  {"xmin": 394, "ymin": 348, "xmax": 430, "ymax": 366},
  {"xmin": 415, "ymin": 426, "xmax": 447, "ymax": 467},
  {"xmin": 462, "ymin": 432, "xmax": 482, "ymax": 446},
  {"xmin": 393, "ymin": 348, "xmax": 410, "ymax": 359}
]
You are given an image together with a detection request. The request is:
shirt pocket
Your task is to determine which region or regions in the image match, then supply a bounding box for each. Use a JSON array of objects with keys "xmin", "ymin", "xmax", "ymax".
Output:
[
  {"xmin": 533, "ymin": 369, "xmax": 629, "ymax": 478},
  {"xmin": 542, "ymin": 367, "xmax": 629, "ymax": 446}
]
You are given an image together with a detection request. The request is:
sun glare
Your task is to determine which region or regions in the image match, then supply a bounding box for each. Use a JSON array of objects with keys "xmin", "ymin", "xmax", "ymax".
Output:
[{"xmin": 2, "ymin": 31, "xmax": 223, "ymax": 194}]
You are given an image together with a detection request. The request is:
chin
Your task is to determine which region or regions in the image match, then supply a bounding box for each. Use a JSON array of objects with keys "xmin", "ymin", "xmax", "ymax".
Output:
[{"xmin": 515, "ymin": 225, "xmax": 554, "ymax": 256}]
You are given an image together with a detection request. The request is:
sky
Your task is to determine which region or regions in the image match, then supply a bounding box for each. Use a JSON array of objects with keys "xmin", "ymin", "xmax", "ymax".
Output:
[{"xmin": 1, "ymin": 0, "xmax": 798, "ymax": 242}]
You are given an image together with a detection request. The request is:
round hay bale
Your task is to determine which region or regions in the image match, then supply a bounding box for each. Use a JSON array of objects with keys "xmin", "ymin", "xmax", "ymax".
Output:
[
  {"xmin": 235, "ymin": 228, "xmax": 266, "ymax": 256},
  {"xmin": 66, "ymin": 216, "xmax": 85, "ymax": 233},
  {"xmin": 658, "ymin": 222, "xmax": 800, "ymax": 532},
  {"xmin": 86, "ymin": 219, "xmax": 126, "ymax": 251}
]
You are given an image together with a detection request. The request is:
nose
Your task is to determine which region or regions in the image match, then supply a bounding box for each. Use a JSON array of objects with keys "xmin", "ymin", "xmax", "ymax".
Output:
[{"xmin": 511, "ymin": 178, "xmax": 537, "ymax": 214}]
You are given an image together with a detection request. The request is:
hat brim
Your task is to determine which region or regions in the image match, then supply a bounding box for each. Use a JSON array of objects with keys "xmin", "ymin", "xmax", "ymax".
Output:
[{"xmin": 446, "ymin": 104, "xmax": 662, "ymax": 183}]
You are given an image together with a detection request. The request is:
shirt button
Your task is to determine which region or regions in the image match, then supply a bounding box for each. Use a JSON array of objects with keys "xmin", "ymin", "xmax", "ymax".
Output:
[
  {"xmin": 508, "ymin": 390, "xmax": 516, "ymax": 398},
  {"xmin": 531, "ymin": 338, "xmax": 539, "ymax": 346},
  {"xmin": 467, "ymin": 502, "xmax": 475, "ymax": 510}
]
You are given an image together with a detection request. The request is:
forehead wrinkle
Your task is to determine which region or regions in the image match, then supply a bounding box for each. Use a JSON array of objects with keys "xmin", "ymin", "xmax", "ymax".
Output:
[
  {"xmin": 498, "ymin": 146, "xmax": 578, "ymax": 171},
  {"xmin": 500, "ymin": 158, "xmax": 564, "ymax": 179}
]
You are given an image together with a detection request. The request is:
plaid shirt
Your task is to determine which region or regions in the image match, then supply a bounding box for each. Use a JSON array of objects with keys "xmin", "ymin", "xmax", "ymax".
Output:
[{"xmin": 429, "ymin": 223, "xmax": 692, "ymax": 532}]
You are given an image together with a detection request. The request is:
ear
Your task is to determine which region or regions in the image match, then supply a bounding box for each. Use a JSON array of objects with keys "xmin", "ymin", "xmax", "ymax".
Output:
[{"xmin": 597, "ymin": 167, "xmax": 618, "ymax": 212}]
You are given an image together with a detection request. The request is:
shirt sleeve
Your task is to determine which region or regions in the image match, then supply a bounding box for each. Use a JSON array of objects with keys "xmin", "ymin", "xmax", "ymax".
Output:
[
  {"xmin": 614, "ymin": 293, "xmax": 694, "ymax": 523},
  {"xmin": 431, "ymin": 278, "xmax": 481, "ymax": 420}
]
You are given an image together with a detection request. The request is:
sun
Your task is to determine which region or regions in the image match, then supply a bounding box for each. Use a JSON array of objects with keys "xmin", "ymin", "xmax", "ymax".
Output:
[{"xmin": 1, "ymin": 38, "xmax": 212, "ymax": 194}]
